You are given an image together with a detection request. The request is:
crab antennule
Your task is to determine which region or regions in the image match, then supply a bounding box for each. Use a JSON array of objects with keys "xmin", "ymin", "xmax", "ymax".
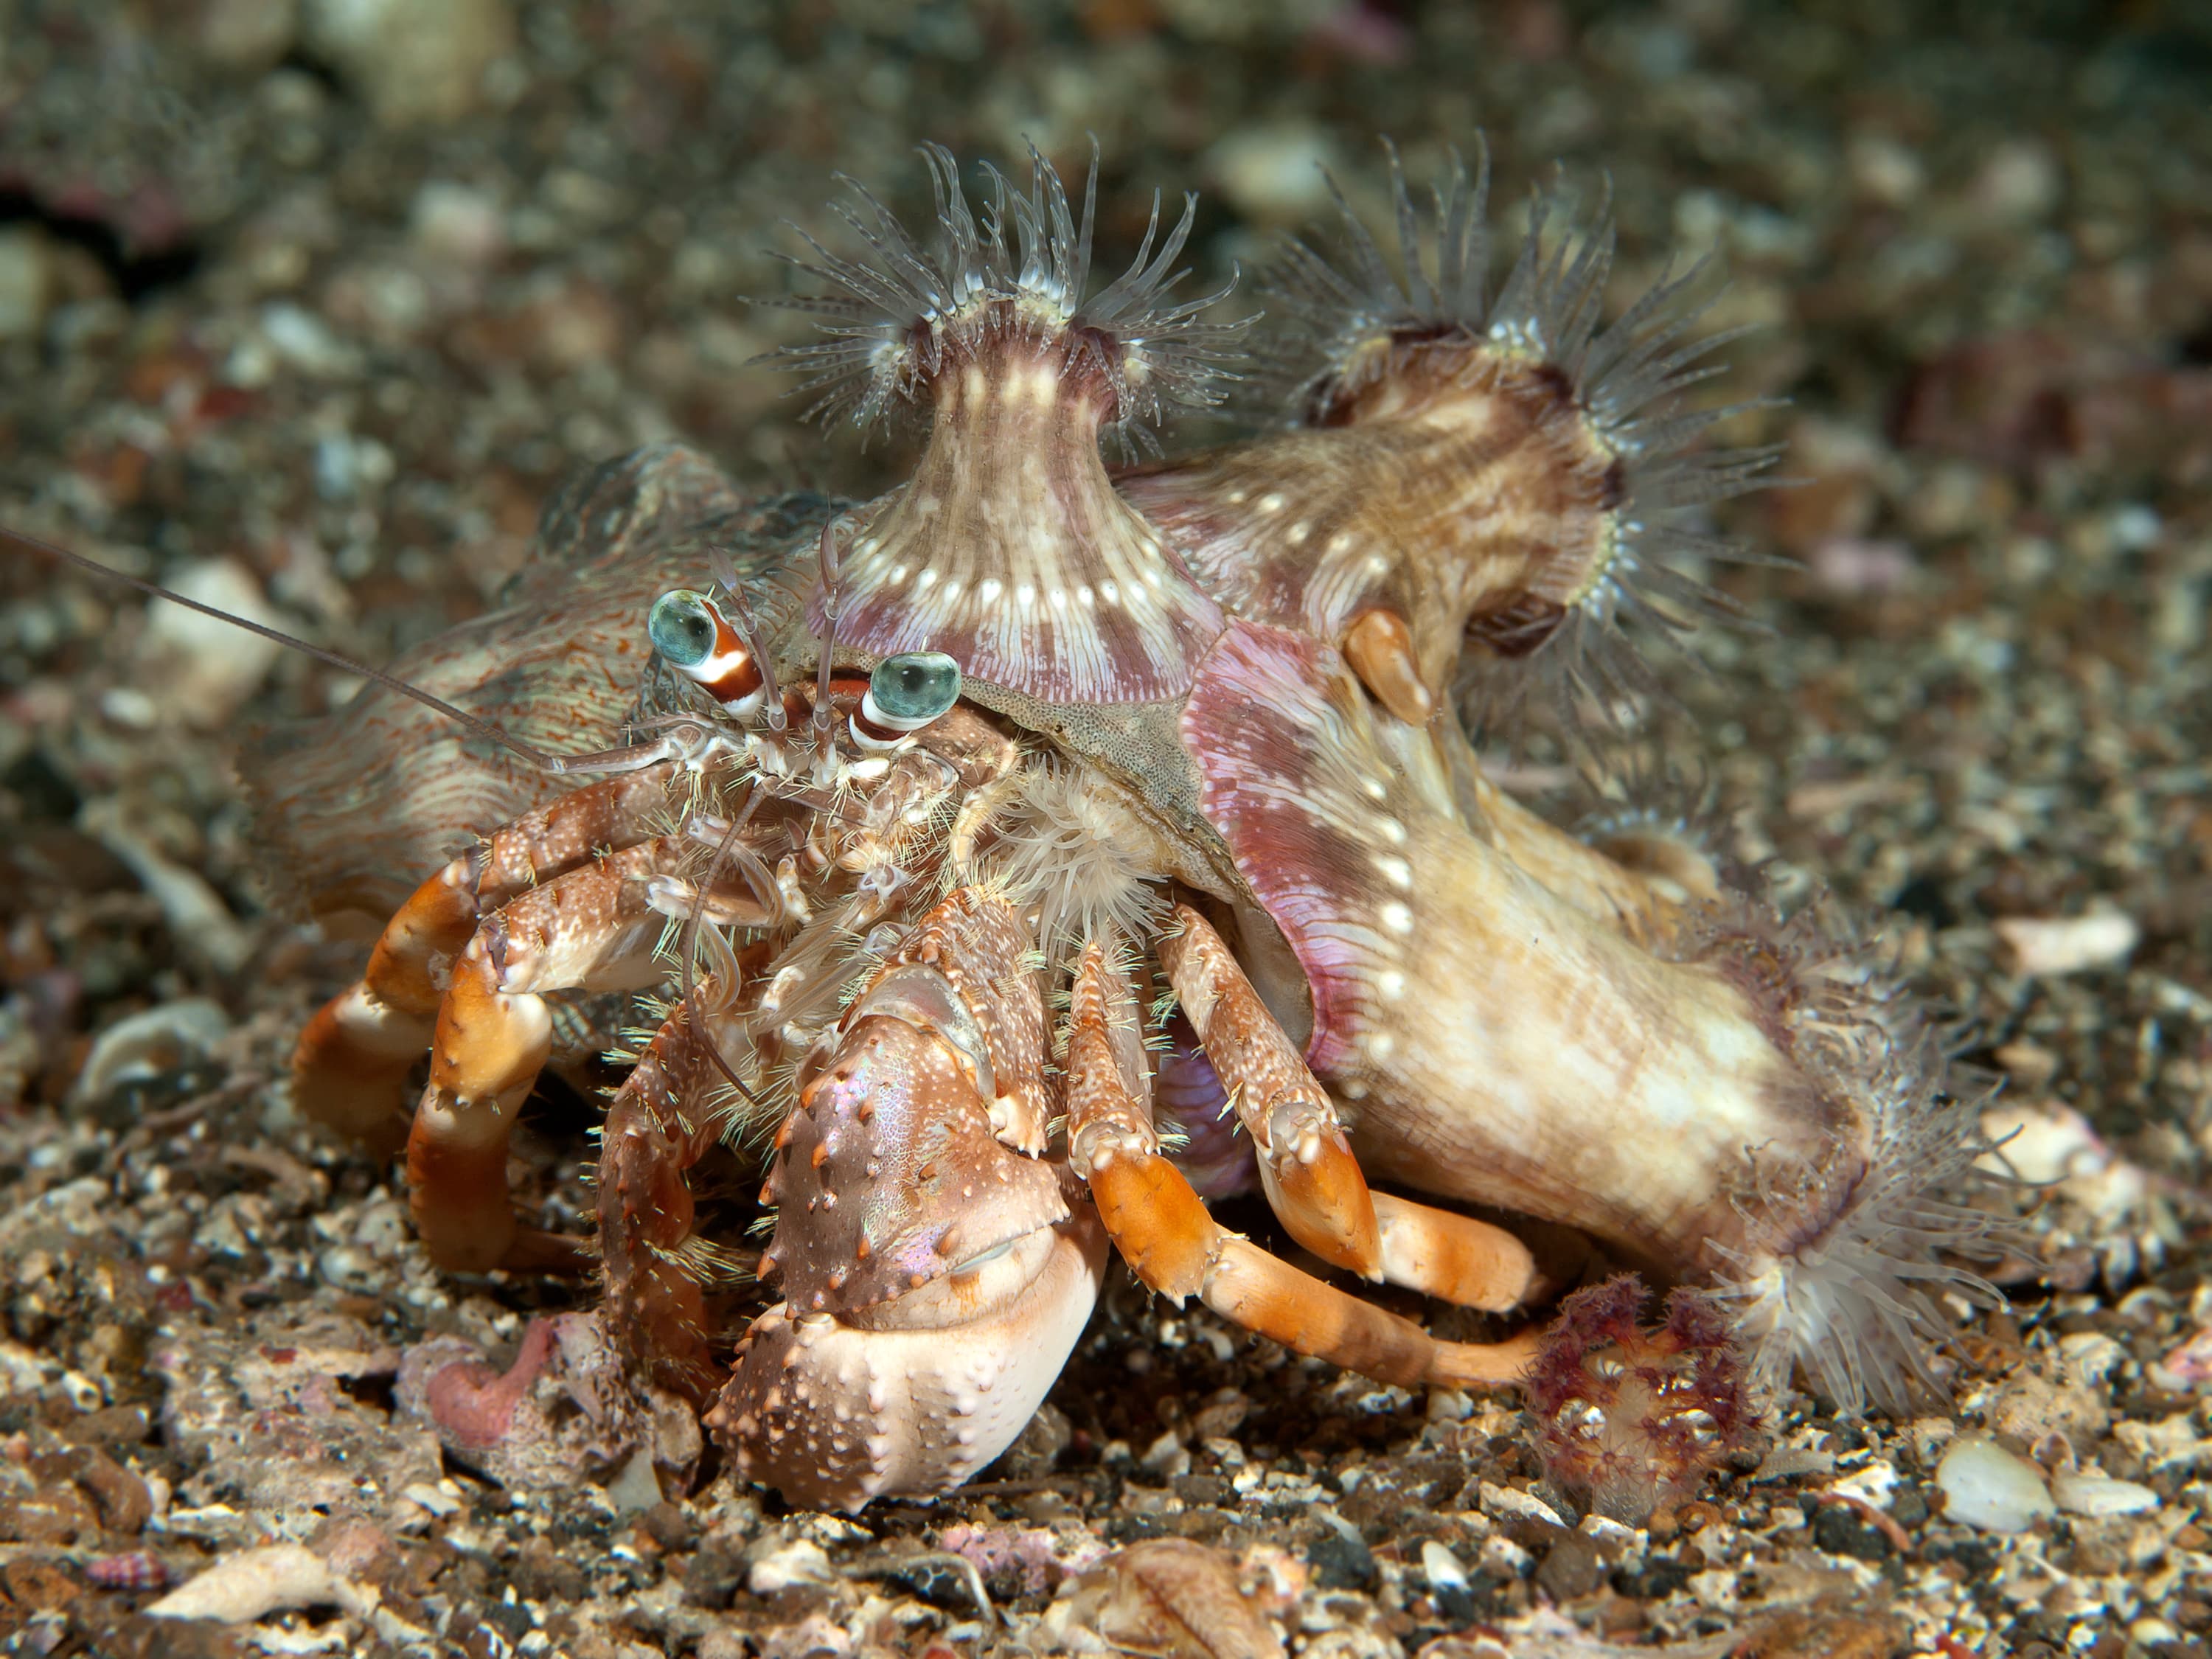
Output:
[
  {"xmin": 1121, "ymin": 137, "xmax": 1780, "ymax": 733},
  {"xmin": 765, "ymin": 144, "xmax": 1244, "ymax": 703}
]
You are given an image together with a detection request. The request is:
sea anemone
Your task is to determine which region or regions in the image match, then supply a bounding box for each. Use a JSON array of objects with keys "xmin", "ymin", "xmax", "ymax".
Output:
[
  {"xmin": 766, "ymin": 140, "xmax": 1248, "ymax": 442},
  {"xmin": 762, "ymin": 145, "xmax": 1245, "ymax": 705},
  {"xmin": 975, "ymin": 759, "xmax": 1175, "ymax": 969},
  {"xmin": 1120, "ymin": 138, "xmax": 1781, "ymax": 736}
]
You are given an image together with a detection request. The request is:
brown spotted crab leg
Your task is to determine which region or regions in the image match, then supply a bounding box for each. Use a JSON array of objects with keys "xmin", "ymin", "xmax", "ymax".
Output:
[
  {"xmin": 1157, "ymin": 908, "xmax": 1540, "ymax": 1314},
  {"xmin": 411, "ymin": 829, "xmax": 770, "ymax": 1273},
  {"xmin": 1067, "ymin": 938, "xmax": 1537, "ymax": 1390},
  {"xmin": 293, "ymin": 766, "xmax": 679, "ymax": 1159}
]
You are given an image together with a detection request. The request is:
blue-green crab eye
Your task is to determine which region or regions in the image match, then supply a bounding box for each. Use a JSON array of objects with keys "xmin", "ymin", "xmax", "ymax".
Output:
[
  {"xmin": 868, "ymin": 651, "xmax": 961, "ymax": 726},
  {"xmin": 648, "ymin": 589, "xmax": 719, "ymax": 668}
]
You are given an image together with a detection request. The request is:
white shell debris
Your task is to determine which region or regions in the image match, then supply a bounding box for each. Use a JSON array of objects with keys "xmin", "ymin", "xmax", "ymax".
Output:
[
  {"xmin": 69, "ymin": 997, "xmax": 230, "ymax": 1104},
  {"xmin": 1935, "ymin": 1436, "xmax": 2055, "ymax": 1533},
  {"xmin": 148, "ymin": 1543, "xmax": 377, "ymax": 1622},
  {"xmin": 144, "ymin": 558, "xmax": 287, "ymax": 727},
  {"xmin": 1479, "ymin": 1481, "xmax": 1566, "ymax": 1528},
  {"xmin": 302, "ymin": 0, "xmax": 516, "ymax": 129},
  {"xmin": 2051, "ymin": 1471, "xmax": 2160, "ymax": 1517},
  {"xmin": 1993, "ymin": 910, "xmax": 2140, "ymax": 976},
  {"xmin": 745, "ymin": 1537, "xmax": 834, "ymax": 1596},
  {"xmin": 1420, "ymin": 1539, "xmax": 1469, "ymax": 1592}
]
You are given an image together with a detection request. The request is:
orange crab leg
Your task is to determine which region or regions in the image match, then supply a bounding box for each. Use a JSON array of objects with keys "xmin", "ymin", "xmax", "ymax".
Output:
[
  {"xmin": 1155, "ymin": 907, "xmax": 1384, "ymax": 1276},
  {"xmin": 1155, "ymin": 907, "xmax": 1539, "ymax": 1312},
  {"xmin": 294, "ymin": 769, "xmax": 678, "ymax": 1154},
  {"xmin": 1068, "ymin": 940, "xmax": 1534, "ymax": 1390},
  {"xmin": 409, "ymin": 835, "xmax": 738, "ymax": 1273}
]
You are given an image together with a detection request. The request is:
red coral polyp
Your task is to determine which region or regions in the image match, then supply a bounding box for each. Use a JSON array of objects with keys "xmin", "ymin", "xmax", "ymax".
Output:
[{"xmin": 1527, "ymin": 1273, "xmax": 1754, "ymax": 1526}]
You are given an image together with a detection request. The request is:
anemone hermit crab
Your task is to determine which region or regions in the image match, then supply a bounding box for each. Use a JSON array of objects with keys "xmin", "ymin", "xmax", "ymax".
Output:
[{"xmin": 111, "ymin": 141, "xmax": 2001, "ymax": 1512}]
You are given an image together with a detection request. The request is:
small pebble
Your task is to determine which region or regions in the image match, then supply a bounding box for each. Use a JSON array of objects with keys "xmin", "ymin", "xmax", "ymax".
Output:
[
  {"xmin": 2050, "ymin": 1472, "xmax": 2159, "ymax": 1517},
  {"xmin": 1419, "ymin": 1539, "xmax": 1467, "ymax": 1591},
  {"xmin": 745, "ymin": 1537, "xmax": 832, "ymax": 1595},
  {"xmin": 302, "ymin": 0, "xmax": 515, "ymax": 128},
  {"xmin": 1205, "ymin": 123, "xmax": 1337, "ymax": 220},
  {"xmin": 0, "ymin": 227, "xmax": 58, "ymax": 340},
  {"xmin": 1994, "ymin": 911, "xmax": 2139, "ymax": 976},
  {"xmin": 1935, "ymin": 1436, "xmax": 2054, "ymax": 1534},
  {"xmin": 145, "ymin": 559, "xmax": 287, "ymax": 726}
]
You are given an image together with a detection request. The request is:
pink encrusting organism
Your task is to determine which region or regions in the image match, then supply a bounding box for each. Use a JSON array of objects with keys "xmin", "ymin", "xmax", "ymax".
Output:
[
  {"xmin": 1527, "ymin": 1274, "xmax": 1755, "ymax": 1526},
  {"xmin": 32, "ymin": 135, "xmax": 2024, "ymax": 1514}
]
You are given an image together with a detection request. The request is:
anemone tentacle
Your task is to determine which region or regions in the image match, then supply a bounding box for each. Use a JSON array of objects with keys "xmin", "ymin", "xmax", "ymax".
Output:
[{"xmin": 764, "ymin": 141, "xmax": 1249, "ymax": 442}]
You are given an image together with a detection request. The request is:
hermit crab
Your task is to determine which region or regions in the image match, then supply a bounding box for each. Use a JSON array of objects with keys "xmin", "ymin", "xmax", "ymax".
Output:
[{"xmin": 59, "ymin": 141, "xmax": 2003, "ymax": 1512}]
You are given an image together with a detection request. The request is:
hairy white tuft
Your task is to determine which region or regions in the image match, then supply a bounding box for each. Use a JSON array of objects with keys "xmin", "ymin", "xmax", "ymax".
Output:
[
  {"xmin": 1716, "ymin": 1040, "xmax": 2006, "ymax": 1415},
  {"xmin": 978, "ymin": 761, "xmax": 1172, "ymax": 967},
  {"xmin": 1682, "ymin": 891, "xmax": 2010, "ymax": 1415}
]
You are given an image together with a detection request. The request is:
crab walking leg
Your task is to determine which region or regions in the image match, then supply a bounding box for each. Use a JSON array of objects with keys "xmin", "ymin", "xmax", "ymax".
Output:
[
  {"xmin": 295, "ymin": 768, "xmax": 678, "ymax": 1153},
  {"xmin": 1155, "ymin": 908, "xmax": 1382, "ymax": 1276},
  {"xmin": 409, "ymin": 834, "xmax": 737, "ymax": 1273},
  {"xmin": 1156, "ymin": 908, "xmax": 1538, "ymax": 1312},
  {"xmin": 597, "ymin": 979, "xmax": 747, "ymax": 1398},
  {"xmin": 1067, "ymin": 941, "xmax": 1536, "ymax": 1390}
]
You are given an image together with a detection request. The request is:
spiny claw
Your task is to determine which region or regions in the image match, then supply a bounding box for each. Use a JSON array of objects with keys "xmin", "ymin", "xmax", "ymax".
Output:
[
  {"xmin": 713, "ymin": 1212, "xmax": 1105, "ymax": 1514},
  {"xmin": 716, "ymin": 891, "xmax": 1107, "ymax": 1511}
]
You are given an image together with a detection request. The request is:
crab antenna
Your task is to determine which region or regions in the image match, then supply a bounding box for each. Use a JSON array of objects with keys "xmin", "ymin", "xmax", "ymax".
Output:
[
  {"xmin": 710, "ymin": 544, "xmax": 787, "ymax": 732},
  {"xmin": 2, "ymin": 523, "xmax": 594, "ymax": 776},
  {"xmin": 811, "ymin": 519, "xmax": 841, "ymax": 782},
  {"xmin": 681, "ymin": 789, "xmax": 767, "ymax": 1109}
]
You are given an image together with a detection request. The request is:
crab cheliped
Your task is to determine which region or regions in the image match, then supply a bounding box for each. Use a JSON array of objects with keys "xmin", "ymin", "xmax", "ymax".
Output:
[{"xmin": 166, "ymin": 142, "xmax": 2000, "ymax": 1512}]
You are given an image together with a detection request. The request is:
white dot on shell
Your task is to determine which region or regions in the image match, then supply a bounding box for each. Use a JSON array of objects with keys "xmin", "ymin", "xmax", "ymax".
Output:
[
  {"xmin": 1366, "ymin": 555, "xmax": 1391, "ymax": 576},
  {"xmin": 1287, "ymin": 521, "xmax": 1310, "ymax": 546},
  {"xmin": 1366, "ymin": 1031, "xmax": 1397, "ymax": 1059},
  {"xmin": 918, "ymin": 568, "xmax": 937, "ymax": 589},
  {"xmin": 1100, "ymin": 580, "xmax": 1119, "ymax": 603},
  {"xmin": 942, "ymin": 580, "xmax": 961, "ymax": 602},
  {"xmin": 1377, "ymin": 816, "xmax": 1408, "ymax": 845},
  {"xmin": 1375, "ymin": 855, "xmax": 1413, "ymax": 888},
  {"xmin": 1381, "ymin": 901, "xmax": 1414, "ymax": 934},
  {"xmin": 1078, "ymin": 585, "xmax": 1094, "ymax": 607},
  {"xmin": 1051, "ymin": 589, "xmax": 1068, "ymax": 609},
  {"xmin": 1226, "ymin": 488, "xmax": 1248, "ymax": 504},
  {"xmin": 1018, "ymin": 584, "xmax": 1035, "ymax": 608},
  {"xmin": 1377, "ymin": 970, "xmax": 1406, "ymax": 1000},
  {"xmin": 1363, "ymin": 778, "xmax": 1390, "ymax": 801},
  {"xmin": 981, "ymin": 578, "xmax": 1003, "ymax": 603},
  {"xmin": 1328, "ymin": 532, "xmax": 1353, "ymax": 555}
]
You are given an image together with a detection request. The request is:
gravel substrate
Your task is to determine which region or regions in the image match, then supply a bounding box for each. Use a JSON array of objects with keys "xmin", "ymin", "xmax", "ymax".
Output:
[{"xmin": 4, "ymin": 3, "xmax": 2211, "ymax": 1656}]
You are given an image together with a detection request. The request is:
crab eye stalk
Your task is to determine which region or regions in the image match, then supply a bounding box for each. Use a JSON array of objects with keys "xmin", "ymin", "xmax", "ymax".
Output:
[
  {"xmin": 650, "ymin": 590, "xmax": 719, "ymax": 667},
  {"xmin": 871, "ymin": 653, "xmax": 961, "ymax": 723},
  {"xmin": 851, "ymin": 651, "xmax": 961, "ymax": 751},
  {"xmin": 650, "ymin": 588, "xmax": 768, "ymax": 715}
]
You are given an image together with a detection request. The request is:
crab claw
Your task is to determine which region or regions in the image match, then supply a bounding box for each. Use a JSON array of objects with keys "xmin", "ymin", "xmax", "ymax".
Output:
[
  {"xmin": 714, "ymin": 1210, "xmax": 1104, "ymax": 1514},
  {"xmin": 709, "ymin": 891, "xmax": 1108, "ymax": 1513}
]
